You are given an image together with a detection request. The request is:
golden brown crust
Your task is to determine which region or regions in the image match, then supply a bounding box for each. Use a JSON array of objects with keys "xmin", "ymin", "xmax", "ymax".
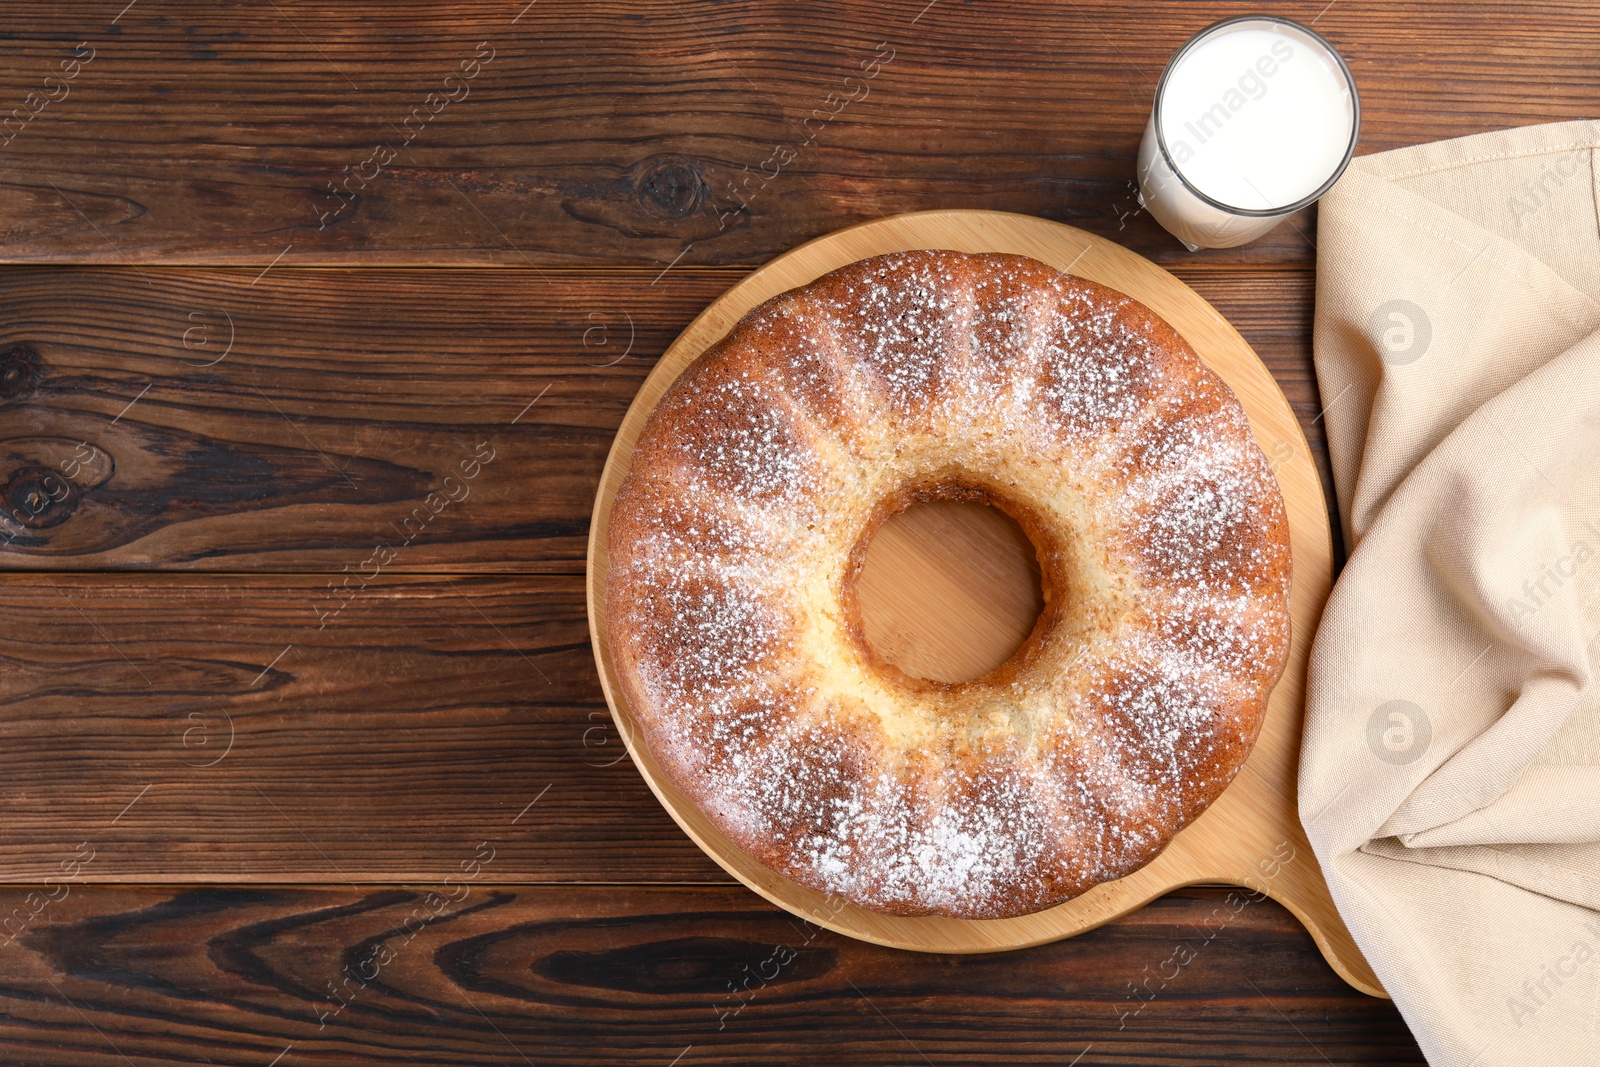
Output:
[{"xmin": 606, "ymin": 250, "xmax": 1292, "ymax": 919}]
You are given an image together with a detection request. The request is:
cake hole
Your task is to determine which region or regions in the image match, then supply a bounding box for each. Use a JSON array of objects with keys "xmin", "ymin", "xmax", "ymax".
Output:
[{"xmin": 855, "ymin": 501, "xmax": 1046, "ymax": 684}]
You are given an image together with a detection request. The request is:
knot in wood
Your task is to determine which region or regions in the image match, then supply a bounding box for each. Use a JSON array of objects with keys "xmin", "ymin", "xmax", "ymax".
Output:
[
  {"xmin": 0, "ymin": 344, "xmax": 42, "ymax": 400},
  {"xmin": 636, "ymin": 155, "xmax": 707, "ymax": 219},
  {"xmin": 4, "ymin": 465, "xmax": 77, "ymax": 529}
]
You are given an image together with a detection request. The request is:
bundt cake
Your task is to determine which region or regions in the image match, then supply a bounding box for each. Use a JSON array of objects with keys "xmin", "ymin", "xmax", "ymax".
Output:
[{"xmin": 604, "ymin": 249, "xmax": 1291, "ymax": 919}]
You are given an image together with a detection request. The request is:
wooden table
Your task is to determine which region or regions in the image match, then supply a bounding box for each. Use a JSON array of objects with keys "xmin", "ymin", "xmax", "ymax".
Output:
[{"xmin": 0, "ymin": 2, "xmax": 1591, "ymax": 1062}]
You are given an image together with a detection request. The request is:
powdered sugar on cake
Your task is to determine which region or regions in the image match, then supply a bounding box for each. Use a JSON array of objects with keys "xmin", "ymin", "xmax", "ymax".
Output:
[{"xmin": 606, "ymin": 250, "xmax": 1292, "ymax": 919}]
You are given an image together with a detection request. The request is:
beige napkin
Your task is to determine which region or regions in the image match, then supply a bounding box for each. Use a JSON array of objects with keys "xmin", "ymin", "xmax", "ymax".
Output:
[{"xmin": 1302, "ymin": 119, "xmax": 1600, "ymax": 1066}]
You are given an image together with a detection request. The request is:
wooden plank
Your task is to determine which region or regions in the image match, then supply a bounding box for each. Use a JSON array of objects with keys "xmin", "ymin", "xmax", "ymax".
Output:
[
  {"xmin": 0, "ymin": 572, "xmax": 725, "ymax": 883},
  {"xmin": 0, "ymin": 266, "xmax": 1319, "ymax": 570},
  {"xmin": 0, "ymin": 1, "xmax": 1593, "ymax": 268},
  {"xmin": 0, "ymin": 884, "xmax": 1422, "ymax": 1065},
  {"xmin": 0, "ymin": 267, "xmax": 729, "ymax": 569}
]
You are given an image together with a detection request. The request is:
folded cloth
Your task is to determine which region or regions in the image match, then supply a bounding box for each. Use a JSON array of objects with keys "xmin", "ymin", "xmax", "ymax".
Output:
[{"xmin": 1302, "ymin": 119, "xmax": 1600, "ymax": 1066}]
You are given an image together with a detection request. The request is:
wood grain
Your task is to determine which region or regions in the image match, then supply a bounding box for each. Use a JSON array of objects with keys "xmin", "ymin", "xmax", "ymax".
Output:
[
  {"xmin": 0, "ymin": 884, "xmax": 1423, "ymax": 1066},
  {"xmin": 0, "ymin": 572, "xmax": 725, "ymax": 883},
  {"xmin": 0, "ymin": 266, "xmax": 1320, "ymax": 570},
  {"xmin": 0, "ymin": 1, "xmax": 1593, "ymax": 268},
  {"xmin": 857, "ymin": 501, "xmax": 1044, "ymax": 683}
]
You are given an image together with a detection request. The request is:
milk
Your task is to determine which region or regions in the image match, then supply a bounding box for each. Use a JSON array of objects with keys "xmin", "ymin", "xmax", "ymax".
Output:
[{"xmin": 1137, "ymin": 19, "xmax": 1358, "ymax": 249}]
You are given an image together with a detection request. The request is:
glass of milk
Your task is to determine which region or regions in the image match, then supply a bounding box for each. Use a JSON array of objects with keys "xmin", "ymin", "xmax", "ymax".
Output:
[{"xmin": 1136, "ymin": 16, "xmax": 1359, "ymax": 250}]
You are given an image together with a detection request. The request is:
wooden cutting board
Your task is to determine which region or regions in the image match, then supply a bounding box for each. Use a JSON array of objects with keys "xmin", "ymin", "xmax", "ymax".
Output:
[{"xmin": 586, "ymin": 210, "xmax": 1382, "ymax": 997}]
